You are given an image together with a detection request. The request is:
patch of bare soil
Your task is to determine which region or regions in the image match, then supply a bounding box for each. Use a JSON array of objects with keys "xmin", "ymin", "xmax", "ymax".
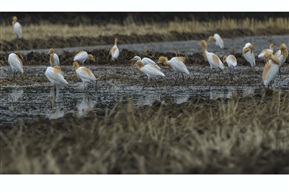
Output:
[{"xmin": 1, "ymin": 28, "xmax": 288, "ymax": 52}]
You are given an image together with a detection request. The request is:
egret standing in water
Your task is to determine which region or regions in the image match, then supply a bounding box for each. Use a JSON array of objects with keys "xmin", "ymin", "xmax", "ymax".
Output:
[
  {"xmin": 73, "ymin": 61, "xmax": 97, "ymax": 90},
  {"xmin": 12, "ymin": 16, "xmax": 22, "ymax": 39},
  {"xmin": 134, "ymin": 61, "xmax": 165, "ymax": 84},
  {"xmin": 8, "ymin": 53, "xmax": 24, "ymax": 78},
  {"xmin": 45, "ymin": 66, "xmax": 68, "ymax": 86},
  {"xmin": 45, "ymin": 66, "xmax": 68, "ymax": 101}
]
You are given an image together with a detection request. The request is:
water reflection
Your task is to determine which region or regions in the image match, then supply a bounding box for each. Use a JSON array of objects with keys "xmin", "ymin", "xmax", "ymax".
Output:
[
  {"xmin": 8, "ymin": 87, "xmax": 24, "ymax": 111},
  {"xmin": 46, "ymin": 87, "xmax": 65, "ymax": 120},
  {"xmin": 8, "ymin": 87, "xmax": 24, "ymax": 102},
  {"xmin": 173, "ymin": 94, "xmax": 190, "ymax": 104},
  {"xmin": 242, "ymin": 87, "xmax": 255, "ymax": 97},
  {"xmin": 47, "ymin": 104, "xmax": 65, "ymax": 120},
  {"xmin": 0, "ymin": 67, "xmax": 8, "ymax": 79},
  {"xmin": 0, "ymin": 84, "xmax": 267, "ymax": 126},
  {"xmin": 137, "ymin": 92, "xmax": 161, "ymax": 106},
  {"xmin": 76, "ymin": 93, "xmax": 96, "ymax": 117},
  {"xmin": 210, "ymin": 88, "xmax": 225, "ymax": 100}
]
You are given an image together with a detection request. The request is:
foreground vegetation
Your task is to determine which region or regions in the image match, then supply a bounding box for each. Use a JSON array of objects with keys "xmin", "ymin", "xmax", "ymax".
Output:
[
  {"xmin": 1, "ymin": 17, "xmax": 288, "ymax": 41},
  {"xmin": 1, "ymin": 91, "xmax": 289, "ymax": 174}
]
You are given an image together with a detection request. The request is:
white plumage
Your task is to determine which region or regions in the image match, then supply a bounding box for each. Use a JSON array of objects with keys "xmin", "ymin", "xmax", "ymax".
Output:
[
  {"xmin": 110, "ymin": 38, "xmax": 120, "ymax": 61},
  {"xmin": 12, "ymin": 16, "xmax": 22, "ymax": 39},
  {"xmin": 242, "ymin": 43, "xmax": 255, "ymax": 68},
  {"xmin": 223, "ymin": 55, "xmax": 237, "ymax": 67},
  {"xmin": 262, "ymin": 54, "xmax": 280, "ymax": 88},
  {"xmin": 157, "ymin": 56, "xmax": 189, "ymax": 75},
  {"xmin": 209, "ymin": 33, "xmax": 224, "ymax": 49},
  {"xmin": 73, "ymin": 51, "xmax": 94, "ymax": 65},
  {"xmin": 132, "ymin": 56, "xmax": 161, "ymax": 69},
  {"xmin": 135, "ymin": 61, "xmax": 165, "ymax": 82},
  {"xmin": 274, "ymin": 43, "xmax": 288, "ymax": 67},
  {"xmin": 258, "ymin": 43, "xmax": 274, "ymax": 60},
  {"xmin": 200, "ymin": 40, "xmax": 224, "ymax": 70},
  {"xmin": 73, "ymin": 62, "xmax": 96, "ymax": 89},
  {"xmin": 45, "ymin": 66, "xmax": 68, "ymax": 85},
  {"xmin": 8, "ymin": 53, "xmax": 24, "ymax": 74},
  {"xmin": 49, "ymin": 48, "xmax": 60, "ymax": 66}
]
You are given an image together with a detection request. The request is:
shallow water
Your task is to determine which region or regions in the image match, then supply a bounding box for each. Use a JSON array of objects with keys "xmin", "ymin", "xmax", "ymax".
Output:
[
  {"xmin": 2, "ymin": 62, "xmax": 289, "ymax": 127},
  {"xmin": 0, "ymin": 80, "xmax": 266, "ymax": 127}
]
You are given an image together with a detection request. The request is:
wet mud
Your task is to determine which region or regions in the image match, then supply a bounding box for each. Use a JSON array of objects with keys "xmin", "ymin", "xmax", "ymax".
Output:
[
  {"xmin": 1, "ymin": 44, "xmax": 289, "ymax": 174},
  {"xmin": 1, "ymin": 63, "xmax": 289, "ymax": 127},
  {"xmin": 1, "ymin": 32, "xmax": 289, "ymax": 127}
]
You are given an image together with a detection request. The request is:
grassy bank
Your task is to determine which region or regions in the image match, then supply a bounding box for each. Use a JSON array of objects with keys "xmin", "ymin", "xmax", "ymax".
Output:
[
  {"xmin": 1, "ymin": 18, "xmax": 288, "ymax": 41},
  {"xmin": 1, "ymin": 91, "xmax": 289, "ymax": 174}
]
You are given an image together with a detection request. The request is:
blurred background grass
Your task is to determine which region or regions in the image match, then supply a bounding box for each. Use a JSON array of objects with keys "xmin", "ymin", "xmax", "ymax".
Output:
[{"xmin": 1, "ymin": 12, "xmax": 288, "ymax": 25}]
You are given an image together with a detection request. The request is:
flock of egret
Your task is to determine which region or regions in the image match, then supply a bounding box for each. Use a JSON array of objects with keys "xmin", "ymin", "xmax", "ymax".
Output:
[{"xmin": 7, "ymin": 16, "xmax": 289, "ymax": 90}]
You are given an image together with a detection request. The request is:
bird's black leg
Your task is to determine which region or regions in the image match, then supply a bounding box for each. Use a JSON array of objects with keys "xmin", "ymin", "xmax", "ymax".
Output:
[{"xmin": 181, "ymin": 73, "xmax": 185, "ymax": 82}]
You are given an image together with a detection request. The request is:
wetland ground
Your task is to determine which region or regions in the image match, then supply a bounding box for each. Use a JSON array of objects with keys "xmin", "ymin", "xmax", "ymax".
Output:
[{"xmin": 0, "ymin": 16, "xmax": 289, "ymax": 173}]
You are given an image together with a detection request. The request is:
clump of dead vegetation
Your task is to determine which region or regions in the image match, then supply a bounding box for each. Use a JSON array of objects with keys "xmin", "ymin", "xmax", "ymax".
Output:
[
  {"xmin": 1, "ymin": 17, "xmax": 288, "ymax": 41},
  {"xmin": 1, "ymin": 91, "xmax": 289, "ymax": 174}
]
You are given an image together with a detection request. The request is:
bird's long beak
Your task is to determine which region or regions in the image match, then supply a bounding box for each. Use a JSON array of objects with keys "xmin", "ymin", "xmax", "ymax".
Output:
[{"xmin": 197, "ymin": 42, "xmax": 201, "ymax": 46}]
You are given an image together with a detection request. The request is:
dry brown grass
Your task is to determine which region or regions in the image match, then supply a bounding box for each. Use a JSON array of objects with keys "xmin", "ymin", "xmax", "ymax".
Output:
[
  {"xmin": 1, "ymin": 17, "xmax": 288, "ymax": 41},
  {"xmin": 1, "ymin": 91, "xmax": 289, "ymax": 174}
]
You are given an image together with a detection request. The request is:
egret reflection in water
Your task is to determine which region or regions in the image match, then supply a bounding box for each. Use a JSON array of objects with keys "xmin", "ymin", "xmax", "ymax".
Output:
[
  {"xmin": 137, "ymin": 92, "xmax": 161, "ymax": 106},
  {"xmin": 8, "ymin": 87, "xmax": 24, "ymax": 111},
  {"xmin": 76, "ymin": 93, "xmax": 96, "ymax": 117}
]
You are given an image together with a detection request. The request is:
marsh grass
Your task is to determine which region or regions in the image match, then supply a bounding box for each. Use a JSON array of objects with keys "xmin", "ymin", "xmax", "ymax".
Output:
[
  {"xmin": 1, "ymin": 17, "xmax": 288, "ymax": 41},
  {"xmin": 1, "ymin": 91, "xmax": 289, "ymax": 174}
]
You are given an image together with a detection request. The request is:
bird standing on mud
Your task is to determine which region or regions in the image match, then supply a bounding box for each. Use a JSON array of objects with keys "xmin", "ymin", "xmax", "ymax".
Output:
[
  {"xmin": 131, "ymin": 56, "xmax": 161, "ymax": 69},
  {"xmin": 49, "ymin": 48, "xmax": 60, "ymax": 66},
  {"xmin": 262, "ymin": 52, "xmax": 281, "ymax": 88},
  {"xmin": 12, "ymin": 16, "xmax": 22, "ymax": 39},
  {"xmin": 134, "ymin": 61, "xmax": 165, "ymax": 83},
  {"xmin": 274, "ymin": 43, "xmax": 288, "ymax": 66},
  {"xmin": 274, "ymin": 43, "xmax": 288, "ymax": 78},
  {"xmin": 198, "ymin": 40, "xmax": 224, "ymax": 77},
  {"xmin": 223, "ymin": 54, "xmax": 237, "ymax": 79},
  {"xmin": 242, "ymin": 43, "xmax": 256, "ymax": 70},
  {"xmin": 157, "ymin": 56, "xmax": 189, "ymax": 81},
  {"xmin": 109, "ymin": 37, "xmax": 120, "ymax": 61},
  {"xmin": 45, "ymin": 66, "xmax": 68, "ymax": 86},
  {"xmin": 258, "ymin": 43, "xmax": 274, "ymax": 60},
  {"xmin": 8, "ymin": 53, "xmax": 24, "ymax": 78},
  {"xmin": 73, "ymin": 61, "xmax": 97, "ymax": 90},
  {"xmin": 208, "ymin": 33, "xmax": 224, "ymax": 49},
  {"xmin": 73, "ymin": 51, "xmax": 95, "ymax": 65}
]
